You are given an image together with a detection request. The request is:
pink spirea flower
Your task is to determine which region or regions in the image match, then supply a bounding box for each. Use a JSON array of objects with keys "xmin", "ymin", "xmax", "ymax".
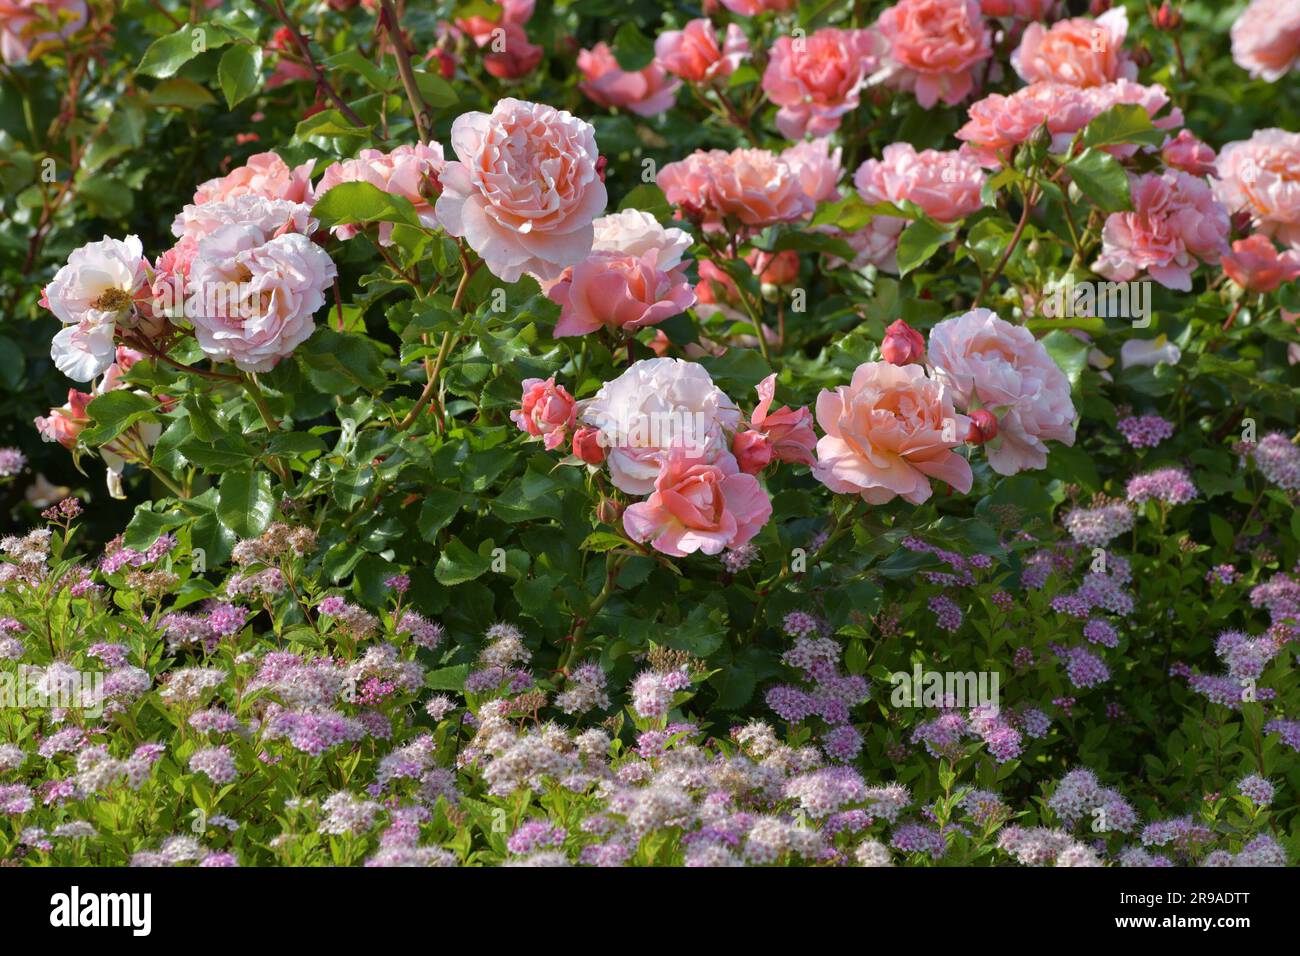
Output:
[
  {"xmin": 1011, "ymin": 8, "xmax": 1134, "ymax": 88},
  {"xmin": 435, "ymin": 98, "xmax": 607, "ymax": 283},
  {"xmin": 1093, "ymin": 171, "xmax": 1229, "ymax": 291},
  {"xmin": 927, "ymin": 308, "xmax": 1076, "ymax": 476},
  {"xmin": 657, "ymin": 147, "xmax": 816, "ymax": 233},
  {"xmin": 854, "ymin": 143, "xmax": 986, "ymax": 223},
  {"xmin": 1161, "ymin": 130, "xmax": 1217, "ymax": 178},
  {"xmin": 1220, "ymin": 234, "xmax": 1300, "ymax": 292},
  {"xmin": 576, "ymin": 42, "xmax": 680, "ymax": 117},
  {"xmin": 1116, "ymin": 414, "xmax": 1173, "ymax": 449},
  {"xmin": 812, "ymin": 361, "xmax": 972, "ymax": 505},
  {"xmin": 875, "ymin": 0, "xmax": 993, "ymax": 109},
  {"xmin": 1126, "ymin": 467, "xmax": 1197, "ymax": 506},
  {"xmin": 1214, "ymin": 129, "xmax": 1300, "ymax": 249},
  {"xmin": 0, "ymin": 0, "xmax": 86, "ymax": 66},
  {"xmin": 655, "ymin": 19, "xmax": 748, "ymax": 84},
  {"xmin": 510, "ymin": 377, "xmax": 577, "ymax": 450},
  {"xmin": 192, "ymin": 150, "xmax": 314, "ymax": 205},
  {"xmin": 1231, "ymin": 0, "xmax": 1300, "ymax": 83},
  {"xmin": 315, "ymin": 142, "xmax": 445, "ymax": 243},
  {"xmin": 761, "ymin": 28, "xmax": 886, "ymax": 139},
  {"xmin": 780, "ymin": 139, "xmax": 844, "ymax": 204},
  {"xmin": 622, "ymin": 450, "xmax": 771, "ymax": 557}
]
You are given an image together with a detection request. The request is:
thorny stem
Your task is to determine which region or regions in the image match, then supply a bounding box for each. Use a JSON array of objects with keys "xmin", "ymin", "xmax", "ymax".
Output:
[
  {"xmin": 257, "ymin": 0, "xmax": 371, "ymax": 133},
  {"xmin": 397, "ymin": 251, "xmax": 477, "ymax": 431},
  {"xmin": 560, "ymin": 554, "xmax": 627, "ymax": 674},
  {"xmin": 378, "ymin": 0, "xmax": 432, "ymax": 142},
  {"xmin": 976, "ymin": 182, "xmax": 1038, "ymax": 308}
]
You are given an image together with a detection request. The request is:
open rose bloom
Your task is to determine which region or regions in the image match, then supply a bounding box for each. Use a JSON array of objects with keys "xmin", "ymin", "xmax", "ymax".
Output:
[
  {"xmin": 315, "ymin": 143, "xmax": 445, "ymax": 243},
  {"xmin": 1214, "ymin": 129, "xmax": 1300, "ymax": 249},
  {"xmin": 1011, "ymin": 8, "xmax": 1135, "ymax": 88},
  {"xmin": 656, "ymin": 19, "xmax": 748, "ymax": 85},
  {"xmin": 1220, "ymin": 234, "xmax": 1300, "ymax": 292},
  {"xmin": 577, "ymin": 42, "xmax": 679, "ymax": 117},
  {"xmin": 875, "ymin": 0, "xmax": 993, "ymax": 109},
  {"xmin": 44, "ymin": 236, "xmax": 151, "ymax": 381},
  {"xmin": 658, "ymin": 148, "xmax": 814, "ymax": 233},
  {"xmin": 511, "ymin": 378, "xmax": 577, "ymax": 449},
  {"xmin": 192, "ymin": 150, "xmax": 315, "ymax": 205},
  {"xmin": 761, "ymin": 28, "xmax": 885, "ymax": 139},
  {"xmin": 1230, "ymin": 0, "xmax": 1300, "ymax": 82}
]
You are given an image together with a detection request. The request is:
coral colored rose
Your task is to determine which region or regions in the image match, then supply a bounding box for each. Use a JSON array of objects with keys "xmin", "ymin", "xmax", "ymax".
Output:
[
  {"xmin": 315, "ymin": 143, "xmax": 445, "ymax": 243},
  {"xmin": 812, "ymin": 361, "xmax": 972, "ymax": 505},
  {"xmin": 966, "ymin": 408, "xmax": 998, "ymax": 444},
  {"xmin": 1161, "ymin": 130, "xmax": 1217, "ymax": 178},
  {"xmin": 881, "ymin": 319, "xmax": 926, "ymax": 366},
  {"xmin": 0, "ymin": 0, "xmax": 86, "ymax": 65},
  {"xmin": 483, "ymin": 23, "xmax": 543, "ymax": 80},
  {"xmin": 781, "ymin": 139, "xmax": 844, "ymax": 204},
  {"xmin": 572, "ymin": 426, "xmax": 606, "ymax": 464},
  {"xmin": 746, "ymin": 250, "xmax": 800, "ymax": 287},
  {"xmin": 1011, "ymin": 8, "xmax": 1135, "ymax": 88},
  {"xmin": 1220, "ymin": 234, "xmax": 1300, "ymax": 293},
  {"xmin": 656, "ymin": 19, "xmax": 748, "ymax": 84},
  {"xmin": 718, "ymin": 0, "xmax": 796, "ymax": 14},
  {"xmin": 749, "ymin": 373, "xmax": 817, "ymax": 466},
  {"xmin": 927, "ymin": 308, "xmax": 1076, "ymax": 476},
  {"xmin": 34, "ymin": 389, "xmax": 91, "ymax": 449},
  {"xmin": 591, "ymin": 209, "xmax": 693, "ymax": 267},
  {"xmin": 1231, "ymin": 0, "xmax": 1300, "ymax": 82},
  {"xmin": 875, "ymin": 0, "xmax": 993, "ymax": 109},
  {"xmin": 623, "ymin": 450, "xmax": 772, "ymax": 557},
  {"xmin": 435, "ymin": 99, "xmax": 607, "ymax": 283},
  {"xmin": 658, "ymin": 148, "xmax": 815, "ymax": 233},
  {"xmin": 192, "ymin": 151, "xmax": 315, "ymax": 205},
  {"xmin": 577, "ymin": 43, "xmax": 680, "ymax": 117},
  {"xmin": 580, "ymin": 358, "xmax": 742, "ymax": 495},
  {"xmin": 548, "ymin": 249, "xmax": 696, "ymax": 338},
  {"xmin": 761, "ymin": 28, "xmax": 887, "ymax": 139},
  {"xmin": 510, "ymin": 377, "xmax": 577, "ymax": 450},
  {"xmin": 1214, "ymin": 129, "xmax": 1300, "ymax": 249},
  {"xmin": 979, "ymin": 0, "xmax": 1056, "ymax": 17},
  {"xmin": 854, "ymin": 143, "xmax": 986, "ymax": 224},
  {"xmin": 1093, "ymin": 171, "xmax": 1229, "ymax": 291},
  {"xmin": 733, "ymin": 430, "xmax": 772, "ymax": 474}
]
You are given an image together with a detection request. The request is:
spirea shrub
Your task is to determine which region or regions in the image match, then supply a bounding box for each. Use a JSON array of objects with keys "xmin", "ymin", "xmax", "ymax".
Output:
[{"xmin": 0, "ymin": 0, "xmax": 1298, "ymax": 868}]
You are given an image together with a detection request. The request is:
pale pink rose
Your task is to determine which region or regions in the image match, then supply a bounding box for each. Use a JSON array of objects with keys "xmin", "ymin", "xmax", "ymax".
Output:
[
  {"xmin": 656, "ymin": 19, "xmax": 748, "ymax": 84},
  {"xmin": 928, "ymin": 308, "xmax": 1076, "ymax": 476},
  {"xmin": 780, "ymin": 139, "xmax": 844, "ymax": 204},
  {"xmin": 1161, "ymin": 130, "xmax": 1217, "ymax": 178},
  {"xmin": 172, "ymin": 194, "xmax": 317, "ymax": 242},
  {"xmin": 0, "ymin": 0, "xmax": 86, "ymax": 65},
  {"xmin": 149, "ymin": 235, "xmax": 200, "ymax": 322},
  {"xmin": 875, "ymin": 0, "xmax": 993, "ymax": 109},
  {"xmin": 192, "ymin": 151, "xmax": 315, "ymax": 206},
  {"xmin": 1093, "ymin": 171, "xmax": 1229, "ymax": 291},
  {"xmin": 580, "ymin": 357, "xmax": 742, "ymax": 495},
  {"xmin": 1220, "ymin": 234, "xmax": 1300, "ymax": 293},
  {"xmin": 718, "ymin": 0, "xmax": 796, "ymax": 13},
  {"xmin": 658, "ymin": 148, "xmax": 816, "ymax": 233},
  {"xmin": 435, "ymin": 99, "xmax": 606, "ymax": 283},
  {"xmin": 314, "ymin": 142, "xmax": 445, "ymax": 243},
  {"xmin": 187, "ymin": 227, "xmax": 337, "ymax": 372},
  {"xmin": 854, "ymin": 143, "xmax": 986, "ymax": 223},
  {"xmin": 1231, "ymin": 0, "xmax": 1300, "ymax": 82},
  {"xmin": 511, "ymin": 377, "xmax": 577, "ymax": 450},
  {"xmin": 1011, "ymin": 8, "xmax": 1134, "ymax": 88},
  {"xmin": 748, "ymin": 373, "xmax": 816, "ymax": 466},
  {"xmin": 821, "ymin": 216, "xmax": 908, "ymax": 273},
  {"xmin": 483, "ymin": 23, "xmax": 543, "ymax": 80},
  {"xmin": 548, "ymin": 249, "xmax": 696, "ymax": 338},
  {"xmin": 761, "ymin": 28, "xmax": 886, "ymax": 139},
  {"xmin": 812, "ymin": 361, "xmax": 972, "ymax": 504},
  {"xmin": 34, "ymin": 388, "xmax": 91, "ymax": 449},
  {"xmin": 623, "ymin": 450, "xmax": 771, "ymax": 557},
  {"xmin": 979, "ymin": 0, "xmax": 1057, "ymax": 17},
  {"xmin": 1214, "ymin": 129, "xmax": 1300, "ymax": 249},
  {"xmin": 591, "ymin": 209, "xmax": 692, "ymax": 268},
  {"xmin": 577, "ymin": 42, "xmax": 680, "ymax": 117}
]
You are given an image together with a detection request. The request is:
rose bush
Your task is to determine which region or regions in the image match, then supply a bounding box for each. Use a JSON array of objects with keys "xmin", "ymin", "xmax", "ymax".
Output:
[{"xmin": 0, "ymin": 0, "xmax": 1298, "ymax": 869}]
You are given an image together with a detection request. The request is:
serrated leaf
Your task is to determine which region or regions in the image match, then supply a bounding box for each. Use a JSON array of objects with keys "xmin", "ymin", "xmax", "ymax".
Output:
[{"xmin": 217, "ymin": 470, "xmax": 275, "ymax": 539}]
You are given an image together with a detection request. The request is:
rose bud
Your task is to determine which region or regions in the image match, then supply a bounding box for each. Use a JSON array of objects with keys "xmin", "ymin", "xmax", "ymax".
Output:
[
  {"xmin": 572, "ymin": 426, "xmax": 606, "ymax": 465},
  {"xmin": 1153, "ymin": 1, "xmax": 1182, "ymax": 32},
  {"xmin": 880, "ymin": 319, "xmax": 926, "ymax": 366},
  {"xmin": 733, "ymin": 429, "xmax": 773, "ymax": 474},
  {"xmin": 966, "ymin": 409, "xmax": 999, "ymax": 445},
  {"xmin": 596, "ymin": 496, "xmax": 623, "ymax": 525}
]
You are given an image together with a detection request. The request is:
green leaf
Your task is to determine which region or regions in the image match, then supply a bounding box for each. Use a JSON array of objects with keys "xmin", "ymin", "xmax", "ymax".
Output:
[
  {"xmin": 298, "ymin": 328, "xmax": 385, "ymax": 396},
  {"xmin": 896, "ymin": 218, "xmax": 957, "ymax": 276},
  {"xmin": 611, "ymin": 22, "xmax": 655, "ymax": 72},
  {"xmin": 313, "ymin": 180, "xmax": 420, "ymax": 231},
  {"xmin": 138, "ymin": 23, "xmax": 234, "ymax": 79},
  {"xmin": 1039, "ymin": 329, "xmax": 1090, "ymax": 386},
  {"xmin": 1064, "ymin": 148, "xmax": 1130, "ymax": 213},
  {"xmin": 413, "ymin": 69, "xmax": 458, "ymax": 109},
  {"xmin": 218, "ymin": 45, "xmax": 263, "ymax": 109},
  {"xmin": 1080, "ymin": 104, "xmax": 1166, "ymax": 150},
  {"xmin": 146, "ymin": 77, "xmax": 217, "ymax": 110},
  {"xmin": 81, "ymin": 391, "xmax": 157, "ymax": 445},
  {"xmin": 618, "ymin": 183, "xmax": 672, "ymax": 222},
  {"xmin": 434, "ymin": 537, "xmax": 492, "ymax": 586},
  {"xmin": 217, "ymin": 470, "xmax": 275, "ymax": 539}
]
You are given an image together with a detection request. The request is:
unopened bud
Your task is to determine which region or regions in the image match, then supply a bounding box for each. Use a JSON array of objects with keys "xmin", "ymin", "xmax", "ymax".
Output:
[
  {"xmin": 1153, "ymin": 2, "xmax": 1182, "ymax": 31},
  {"xmin": 596, "ymin": 496, "xmax": 622, "ymax": 525},
  {"xmin": 881, "ymin": 319, "xmax": 926, "ymax": 366},
  {"xmin": 572, "ymin": 427, "xmax": 605, "ymax": 465},
  {"xmin": 966, "ymin": 409, "xmax": 999, "ymax": 445}
]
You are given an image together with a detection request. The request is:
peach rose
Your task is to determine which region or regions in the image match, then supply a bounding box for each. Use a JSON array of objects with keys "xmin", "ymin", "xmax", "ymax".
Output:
[
  {"xmin": 781, "ymin": 138, "xmax": 844, "ymax": 204},
  {"xmin": 1214, "ymin": 129, "xmax": 1300, "ymax": 249},
  {"xmin": 435, "ymin": 99, "xmax": 607, "ymax": 283},
  {"xmin": 748, "ymin": 373, "xmax": 816, "ymax": 466},
  {"xmin": 0, "ymin": 0, "xmax": 86, "ymax": 65},
  {"xmin": 854, "ymin": 143, "xmax": 986, "ymax": 224},
  {"xmin": 656, "ymin": 19, "xmax": 748, "ymax": 84},
  {"xmin": 876, "ymin": 0, "xmax": 993, "ymax": 109},
  {"xmin": 1161, "ymin": 130, "xmax": 1217, "ymax": 178},
  {"xmin": 623, "ymin": 450, "xmax": 772, "ymax": 557},
  {"xmin": 34, "ymin": 388, "xmax": 92, "ymax": 449},
  {"xmin": 928, "ymin": 308, "xmax": 1076, "ymax": 476},
  {"xmin": 192, "ymin": 151, "xmax": 315, "ymax": 206},
  {"xmin": 511, "ymin": 377, "xmax": 577, "ymax": 449},
  {"xmin": 1231, "ymin": 0, "xmax": 1300, "ymax": 82},
  {"xmin": 548, "ymin": 249, "xmax": 696, "ymax": 338},
  {"xmin": 746, "ymin": 250, "xmax": 800, "ymax": 287},
  {"xmin": 761, "ymin": 28, "xmax": 887, "ymax": 139},
  {"xmin": 315, "ymin": 142, "xmax": 445, "ymax": 243},
  {"xmin": 1011, "ymin": 8, "xmax": 1134, "ymax": 88},
  {"xmin": 813, "ymin": 361, "xmax": 972, "ymax": 504},
  {"xmin": 577, "ymin": 42, "xmax": 680, "ymax": 117},
  {"xmin": 1094, "ymin": 171, "xmax": 1229, "ymax": 291},
  {"xmin": 1220, "ymin": 234, "xmax": 1300, "ymax": 293},
  {"xmin": 657, "ymin": 148, "xmax": 816, "ymax": 233}
]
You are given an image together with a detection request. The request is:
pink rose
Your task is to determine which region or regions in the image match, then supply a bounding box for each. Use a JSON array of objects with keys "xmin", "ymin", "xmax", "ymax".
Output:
[
  {"xmin": 1214, "ymin": 129, "xmax": 1300, "ymax": 249},
  {"xmin": 591, "ymin": 209, "xmax": 693, "ymax": 266},
  {"xmin": 1012, "ymin": 8, "xmax": 1134, "ymax": 87},
  {"xmin": 656, "ymin": 19, "xmax": 748, "ymax": 84},
  {"xmin": 548, "ymin": 249, "xmax": 696, "ymax": 338},
  {"xmin": 718, "ymin": 0, "xmax": 796, "ymax": 14},
  {"xmin": 483, "ymin": 23, "xmax": 543, "ymax": 80},
  {"xmin": 966, "ymin": 407, "xmax": 998, "ymax": 444},
  {"xmin": 820, "ymin": 217, "xmax": 908, "ymax": 274},
  {"xmin": 34, "ymin": 389, "xmax": 91, "ymax": 449},
  {"xmin": 781, "ymin": 138, "xmax": 844, "ymax": 204},
  {"xmin": 881, "ymin": 319, "xmax": 926, "ymax": 366},
  {"xmin": 761, "ymin": 28, "xmax": 886, "ymax": 139},
  {"xmin": 732, "ymin": 430, "xmax": 772, "ymax": 474},
  {"xmin": 577, "ymin": 42, "xmax": 680, "ymax": 117},
  {"xmin": 623, "ymin": 450, "xmax": 772, "ymax": 557},
  {"xmin": 0, "ymin": 0, "xmax": 86, "ymax": 65},
  {"xmin": 748, "ymin": 373, "xmax": 816, "ymax": 466},
  {"xmin": 1093, "ymin": 171, "xmax": 1229, "ymax": 291},
  {"xmin": 1220, "ymin": 234, "xmax": 1300, "ymax": 293},
  {"xmin": 192, "ymin": 151, "xmax": 315, "ymax": 206},
  {"xmin": 876, "ymin": 0, "xmax": 993, "ymax": 109},
  {"xmin": 315, "ymin": 142, "xmax": 445, "ymax": 243},
  {"xmin": 813, "ymin": 361, "xmax": 972, "ymax": 505},
  {"xmin": 172, "ymin": 194, "xmax": 317, "ymax": 243},
  {"xmin": 928, "ymin": 308, "xmax": 1076, "ymax": 476},
  {"xmin": 435, "ymin": 99, "xmax": 607, "ymax": 283},
  {"xmin": 746, "ymin": 250, "xmax": 800, "ymax": 287},
  {"xmin": 1161, "ymin": 130, "xmax": 1217, "ymax": 178},
  {"xmin": 979, "ymin": 0, "xmax": 1057, "ymax": 17},
  {"xmin": 1231, "ymin": 0, "xmax": 1300, "ymax": 82},
  {"xmin": 572, "ymin": 426, "xmax": 606, "ymax": 464},
  {"xmin": 854, "ymin": 143, "xmax": 986, "ymax": 223},
  {"xmin": 658, "ymin": 148, "xmax": 816, "ymax": 233},
  {"xmin": 511, "ymin": 377, "xmax": 577, "ymax": 449}
]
